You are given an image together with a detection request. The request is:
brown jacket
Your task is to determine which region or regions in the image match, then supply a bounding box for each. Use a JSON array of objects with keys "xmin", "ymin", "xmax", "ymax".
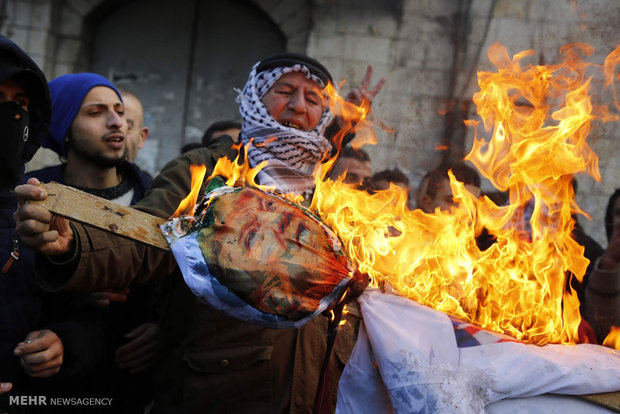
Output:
[{"xmin": 37, "ymin": 139, "xmax": 360, "ymax": 413}]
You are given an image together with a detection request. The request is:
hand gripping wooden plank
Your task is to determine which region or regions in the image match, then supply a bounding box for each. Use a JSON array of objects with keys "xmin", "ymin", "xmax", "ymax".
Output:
[{"xmin": 30, "ymin": 181, "xmax": 170, "ymax": 251}]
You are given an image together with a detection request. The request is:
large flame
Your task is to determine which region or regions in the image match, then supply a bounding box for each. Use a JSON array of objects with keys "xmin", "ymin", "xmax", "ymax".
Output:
[
  {"xmin": 182, "ymin": 43, "xmax": 620, "ymax": 348},
  {"xmin": 311, "ymin": 42, "xmax": 620, "ymax": 346}
]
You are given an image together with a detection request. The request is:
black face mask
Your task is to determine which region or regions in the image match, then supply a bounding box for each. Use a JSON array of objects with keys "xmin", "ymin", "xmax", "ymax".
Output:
[{"xmin": 0, "ymin": 101, "xmax": 30, "ymax": 189}]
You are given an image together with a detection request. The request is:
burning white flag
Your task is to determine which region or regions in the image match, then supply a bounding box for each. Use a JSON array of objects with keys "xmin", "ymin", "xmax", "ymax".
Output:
[{"xmin": 337, "ymin": 290, "xmax": 620, "ymax": 413}]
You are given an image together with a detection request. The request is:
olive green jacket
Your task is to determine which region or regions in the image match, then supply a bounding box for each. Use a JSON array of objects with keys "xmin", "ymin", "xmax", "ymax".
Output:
[{"xmin": 37, "ymin": 138, "xmax": 359, "ymax": 413}]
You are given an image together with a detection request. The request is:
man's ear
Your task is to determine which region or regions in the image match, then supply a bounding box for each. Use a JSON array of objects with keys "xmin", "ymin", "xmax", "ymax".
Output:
[
  {"xmin": 139, "ymin": 126, "xmax": 149, "ymax": 149},
  {"xmin": 420, "ymin": 194, "xmax": 433, "ymax": 213}
]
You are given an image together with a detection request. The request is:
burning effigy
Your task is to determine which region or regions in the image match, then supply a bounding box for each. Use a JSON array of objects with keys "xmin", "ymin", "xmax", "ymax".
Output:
[{"xmin": 160, "ymin": 177, "xmax": 368, "ymax": 328}]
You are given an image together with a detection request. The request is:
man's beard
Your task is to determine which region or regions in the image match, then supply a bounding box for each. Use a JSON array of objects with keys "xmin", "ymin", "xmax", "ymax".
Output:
[{"xmin": 67, "ymin": 137, "xmax": 126, "ymax": 169}]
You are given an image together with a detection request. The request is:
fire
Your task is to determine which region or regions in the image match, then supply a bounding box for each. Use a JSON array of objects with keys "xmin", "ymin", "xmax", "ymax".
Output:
[
  {"xmin": 211, "ymin": 141, "xmax": 310, "ymax": 205},
  {"xmin": 180, "ymin": 43, "xmax": 620, "ymax": 348},
  {"xmin": 209, "ymin": 141, "xmax": 267, "ymax": 188},
  {"xmin": 324, "ymin": 81, "xmax": 377, "ymax": 150},
  {"xmin": 311, "ymin": 42, "xmax": 620, "ymax": 347},
  {"xmin": 604, "ymin": 327, "xmax": 620, "ymax": 349},
  {"xmin": 171, "ymin": 141, "xmax": 304, "ymax": 219},
  {"xmin": 171, "ymin": 164, "xmax": 207, "ymax": 218}
]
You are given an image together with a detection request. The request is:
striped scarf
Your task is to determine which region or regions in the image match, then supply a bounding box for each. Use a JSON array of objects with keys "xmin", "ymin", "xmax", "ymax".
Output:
[{"xmin": 236, "ymin": 63, "xmax": 333, "ymax": 200}]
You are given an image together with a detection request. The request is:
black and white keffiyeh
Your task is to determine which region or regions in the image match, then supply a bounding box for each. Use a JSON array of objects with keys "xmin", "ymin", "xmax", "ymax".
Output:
[{"xmin": 236, "ymin": 62, "xmax": 334, "ymax": 200}]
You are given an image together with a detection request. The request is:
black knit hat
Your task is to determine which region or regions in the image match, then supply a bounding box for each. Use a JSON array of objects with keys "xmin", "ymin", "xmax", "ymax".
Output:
[{"xmin": 256, "ymin": 53, "xmax": 333, "ymax": 86}]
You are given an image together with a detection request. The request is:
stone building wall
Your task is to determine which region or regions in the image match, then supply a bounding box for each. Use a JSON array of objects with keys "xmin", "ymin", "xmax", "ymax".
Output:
[
  {"xmin": 1, "ymin": 0, "xmax": 619, "ymax": 245},
  {"xmin": 306, "ymin": 0, "xmax": 620, "ymax": 246}
]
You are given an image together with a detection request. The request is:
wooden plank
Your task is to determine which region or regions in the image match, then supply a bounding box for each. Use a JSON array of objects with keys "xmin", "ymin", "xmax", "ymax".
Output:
[
  {"xmin": 29, "ymin": 181, "xmax": 170, "ymax": 251},
  {"xmin": 578, "ymin": 392, "xmax": 620, "ymax": 412}
]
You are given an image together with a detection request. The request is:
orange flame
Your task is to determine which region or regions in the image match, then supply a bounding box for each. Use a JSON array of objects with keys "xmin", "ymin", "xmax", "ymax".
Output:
[
  {"xmin": 171, "ymin": 164, "xmax": 207, "ymax": 218},
  {"xmin": 604, "ymin": 46, "xmax": 620, "ymax": 111},
  {"xmin": 324, "ymin": 81, "xmax": 377, "ymax": 150},
  {"xmin": 311, "ymin": 42, "xmax": 620, "ymax": 347},
  {"xmin": 603, "ymin": 326, "xmax": 620, "ymax": 349},
  {"xmin": 209, "ymin": 141, "xmax": 268, "ymax": 189}
]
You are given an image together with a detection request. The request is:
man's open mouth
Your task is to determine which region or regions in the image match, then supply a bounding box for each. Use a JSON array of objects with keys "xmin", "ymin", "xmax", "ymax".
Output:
[
  {"xmin": 282, "ymin": 121, "xmax": 303, "ymax": 130},
  {"xmin": 105, "ymin": 134, "xmax": 124, "ymax": 142}
]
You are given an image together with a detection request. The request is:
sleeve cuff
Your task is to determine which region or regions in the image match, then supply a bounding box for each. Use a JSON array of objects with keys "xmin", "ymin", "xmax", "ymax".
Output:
[
  {"xmin": 35, "ymin": 223, "xmax": 81, "ymax": 292},
  {"xmin": 587, "ymin": 257, "xmax": 620, "ymax": 296}
]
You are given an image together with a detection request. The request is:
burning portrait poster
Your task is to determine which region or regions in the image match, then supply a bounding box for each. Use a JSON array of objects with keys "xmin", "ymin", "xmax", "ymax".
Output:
[{"xmin": 160, "ymin": 178, "xmax": 367, "ymax": 328}]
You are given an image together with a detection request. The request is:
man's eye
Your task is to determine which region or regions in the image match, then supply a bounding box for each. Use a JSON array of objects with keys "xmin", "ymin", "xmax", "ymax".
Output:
[
  {"xmin": 88, "ymin": 111, "xmax": 101, "ymax": 116},
  {"xmin": 244, "ymin": 225, "xmax": 261, "ymax": 248},
  {"xmin": 17, "ymin": 100, "xmax": 29, "ymax": 110}
]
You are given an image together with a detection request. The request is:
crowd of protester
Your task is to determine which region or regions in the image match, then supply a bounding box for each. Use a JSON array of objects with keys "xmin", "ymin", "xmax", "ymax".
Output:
[{"xmin": 1, "ymin": 33, "xmax": 618, "ymax": 413}]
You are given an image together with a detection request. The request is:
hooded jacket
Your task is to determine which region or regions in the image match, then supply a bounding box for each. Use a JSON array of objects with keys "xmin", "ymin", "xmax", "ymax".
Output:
[
  {"xmin": 0, "ymin": 36, "xmax": 52, "ymax": 378},
  {"xmin": 0, "ymin": 37, "xmax": 105, "ymax": 411}
]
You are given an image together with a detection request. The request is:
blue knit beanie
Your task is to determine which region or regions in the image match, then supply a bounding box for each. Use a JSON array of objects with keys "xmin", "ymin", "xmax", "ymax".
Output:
[{"xmin": 42, "ymin": 73, "xmax": 122, "ymax": 156}]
